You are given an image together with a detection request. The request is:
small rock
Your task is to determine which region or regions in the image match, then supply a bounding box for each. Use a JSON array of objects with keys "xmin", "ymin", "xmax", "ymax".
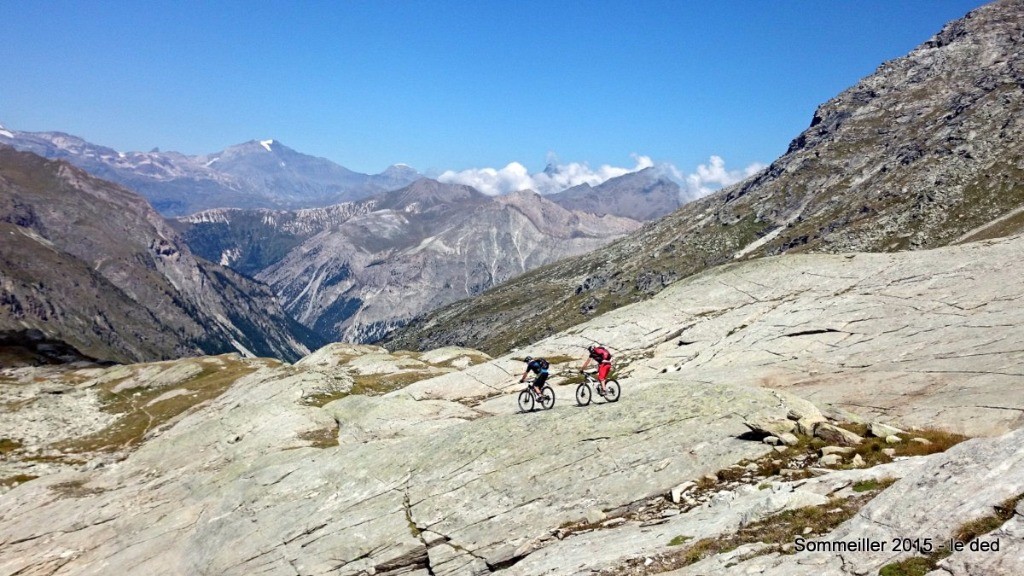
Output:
[
  {"xmin": 744, "ymin": 414, "xmax": 797, "ymax": 437},
  {"xmin": 745, "ymin": 463, "xmax": 760, "ymax": 471},
  {"xmin": 851, "ymin": 454, "xmax": 865, "ymax": 467},
  {"xmin": 661, "ymin": 509, "xmax": 680, "ymax": 518},
  {"xmin": 820, "ymin": 446, "xmax": 854, "ymax": 456},
  {"xmin": 704, "ymin": 474, "xmax": 718, "ymax": 483},
  {"xmin": 585, "ymin": 508, "xmax": 606, "ymax": 524},
  {"xmin": 602, "ymin": 518, "xmax": 626, "ymax": 528},
  {"xmin": 781, "ymin": 543, "xmax": 794, "ymax": 553},
  {"xmin": 815, "ymin": 423, "xmax": 863, "ymax": 446},
  {"xmin": 773, "ymin": 446, "xmax": 787, "ymax": 453},
  {"xmin": 885, "ymin": 435, "xmax": 902, "ymax": 444},
  {"xmin": 883, "ymin": 448, "xmax": 897, "ymax": 457},
  {"xmin": 778, "ymin": 432, "xmax": 800, "ymax": 446},
  {"xmin": 911, "ymin": 438, "xmax": 932, "ymax": 446},
  {"xmin": 870, "ymin": 422, "xmax": 906, "ymax": 438},
  {"xmin": 763, "ymin": 436, "xmax": 781, "ymax": 446},
  {"xmin": 802, "ymin": 527, "xmax": 813, "ymax": 535},
  {"xmin": 670, "ymin": 481, "xmax": 696, "ymax": 503},
  {"xmin": 820, "ymin": 454, "xmax": 842, "ymax": 466}
]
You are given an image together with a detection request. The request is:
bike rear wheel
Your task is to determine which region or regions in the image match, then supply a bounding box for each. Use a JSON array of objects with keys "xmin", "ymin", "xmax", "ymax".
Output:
[
  {"xmin": 518, "ymin": 389, "xmax": 534, "ymax": 412},
  {"xmin": 575, "ymin": 382, "xmax": 591, "ymax": 406},
  {"xmin": 540, "ymin": 386, "xmax": 555, "ymax": 410},
  {"xmin": 603, "ymin": 380, "xmax": 621, "ymax": 402}
]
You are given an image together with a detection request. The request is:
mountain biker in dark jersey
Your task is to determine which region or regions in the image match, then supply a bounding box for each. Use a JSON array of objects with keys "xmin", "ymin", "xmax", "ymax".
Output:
[
  {"xmin": 520, "ymin": 356, "xmax": 549, "ymax": 397},
  {"xmin": 580, "ymin": 345, "xmax": 612, "ymax": 395}
]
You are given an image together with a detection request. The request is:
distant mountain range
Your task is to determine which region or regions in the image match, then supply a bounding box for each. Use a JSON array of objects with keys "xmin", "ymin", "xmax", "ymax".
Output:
[
  {"xmin": 176, "ymin": 179, "xmax": 643, "ymax": 342},
  {"xmin": 0, "ymin": 128, "xmax": 421, "ymax": 216},
  {"xmin": 385, "ymin": 0, "xmax": 1024, "ymax": 355},
  {"xmin": 0, "ymin": 145, "xmax": 320, "ymax": 363},
  {"xmin": 546, "ymin": 167, "xmax": 691, "ymax": 221},
  {"xmin": 0, "ymin": 124, "xmax": 687, "ymax": 353}
]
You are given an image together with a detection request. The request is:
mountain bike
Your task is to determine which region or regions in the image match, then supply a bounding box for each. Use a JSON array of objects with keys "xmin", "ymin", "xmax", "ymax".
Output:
[
  {"xmin": 517, "ymin": 378, "xmax": 555, "ymax": 412},
  {"xmin": 575, "ymin": 370, "xmax": 620, "ymax": 406}
]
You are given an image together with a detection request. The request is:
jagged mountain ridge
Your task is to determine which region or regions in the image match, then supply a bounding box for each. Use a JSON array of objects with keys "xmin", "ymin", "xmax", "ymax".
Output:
[
  {"xmin": 0, "ymin": 145, "xmax": 320, "ymax": 363},
  {"xmin": 385, "ymin": 0, "xmax": 1024, "ymax": 355},
  {"xmin": 0, "ymin": 128, "xmax": 421, "ymax": 216},
  {"xmin": 180, "ymin": 178, "xmax": 643, "ymax": 343}
]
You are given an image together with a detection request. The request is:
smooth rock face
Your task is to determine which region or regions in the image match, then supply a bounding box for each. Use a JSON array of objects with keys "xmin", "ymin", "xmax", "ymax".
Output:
[
  {"xmin": 0, "ymin": 352, "xmax": 782, "ymax": 575},
  {"xmin": 671, "ymin": 427, "xmax": 1024, "ymax": 576}
]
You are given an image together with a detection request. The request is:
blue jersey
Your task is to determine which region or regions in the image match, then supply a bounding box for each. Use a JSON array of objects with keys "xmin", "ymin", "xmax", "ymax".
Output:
[{"xmin": 527, "ymin": 359, "xmax": 549, "ymax": 374}]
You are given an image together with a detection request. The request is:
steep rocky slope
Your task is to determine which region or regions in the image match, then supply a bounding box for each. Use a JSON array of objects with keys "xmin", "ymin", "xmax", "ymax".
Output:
[
  {"xmin": 0, "ymin": 146, "xmax": 318, "ymax": 363},
  {"xmin": 258, "ymin": 181, "xmax": 642, "ymax": 342},
  {"xmin": 386, "ymin": 0, "xmax": 1024, "ymax": 355},
  {"xmin": 0, "ymin": 130, "xmax": 420, "ymax": 216},
  {"xmin": 177, "ymin": 179, "xmax": 642, "ymax": 343},
  {"xmin": 0, "ymin": 232, "xmax": 1021, "ymax": 574}
]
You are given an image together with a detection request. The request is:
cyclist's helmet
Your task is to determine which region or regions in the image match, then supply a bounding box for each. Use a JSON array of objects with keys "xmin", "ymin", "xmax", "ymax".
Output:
[
  {"xmin": 524, "ymin": 356, "xmax": 533, "ymax": 363},
  {"xmin": 587, "ymin": 345, "xmax": 595, "ymax": 353}
]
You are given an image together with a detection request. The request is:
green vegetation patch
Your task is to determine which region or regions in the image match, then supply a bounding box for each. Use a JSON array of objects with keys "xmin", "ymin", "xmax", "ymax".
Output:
[
  {"xmin": 1, "ymin": 474, "xmax": 38, "ymax": 489},
  {"xmin": 350, "ymin": 370, "xmax": 440, "ymax": 396},
  {"xmin": 613, "ymin": 492, "xmax": 884, "ymax": 575},
  {"xmin": 298, "ymin": 425, "xmax": 340, "ymax": 449},
  {"xmin": 0, "ymin": 438, "xmax": 23, "ymax": 454},
  {"xmin": 49, "ymin": 478, "xmax": 106, "ymax": 498},
  {"xmin": 56, "ymin": 358, "xmax": 257, "ymax": 454}
]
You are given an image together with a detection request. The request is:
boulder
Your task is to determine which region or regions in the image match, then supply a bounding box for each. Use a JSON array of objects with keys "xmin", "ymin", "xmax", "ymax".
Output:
[
  {"xmin": 869, "ymin": 422, "xmax": 905, "ymax": 438},
  {"xmin": 814, "ymin": 423, "xmax": 863, "ymax": 446},
  {"xmin": 743, "ymin": 414, "xmax": 797, "ymax": 437},
  {"xmin": 778, "ymin": 433, "xmax": 800, "ymax": 446}
]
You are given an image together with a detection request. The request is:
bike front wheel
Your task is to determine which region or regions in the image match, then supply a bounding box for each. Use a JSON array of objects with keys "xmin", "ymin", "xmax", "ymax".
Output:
[
  {"xmin": 603, "ymin": 380, "xmax": 621, "ymax": 402},
  {"xmin": 540, "ymin": 386, "xmax": 556, "ymax": 410},
  {"xmin": 575, "ymin": 382, "xmax": 591, "ymax": 406},
  {"xmin": 518, "ymin": 389, "xmax": 534, "ymax": 412}
]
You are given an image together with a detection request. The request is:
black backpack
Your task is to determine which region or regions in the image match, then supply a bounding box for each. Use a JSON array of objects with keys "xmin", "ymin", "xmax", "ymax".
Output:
[
  {"xmin": 591, "ymin": 347, "xmax": 611, "ymax": 362},
  {"xmin": 533, "ymin": 358, "xmax": 549, "ymax": 370}
]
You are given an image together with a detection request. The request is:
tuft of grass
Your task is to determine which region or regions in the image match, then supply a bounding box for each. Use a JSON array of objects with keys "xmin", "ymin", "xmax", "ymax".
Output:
[
  {"xmin": 879, "ymin": 556, "xmax": 935, "ymax": 576},
  {"xmin": 49, "ymin": 479, "xmax": 106, "ymax": 498},
  {"xmin": 668, "ymin": 535, "xmax": 693, "ymax": 546},
  {"xmin": 852, "ymin": 478, "xmax": 897, "ymax": 493},
  {"xmin": 1, "ymin": 473, "xmax": 38, "ymax": 487},
  {"xmin": 0, "ymin": 438, "xmax": 23, "ymax": 454},
  {"xmin": 298, "ymin": 425, "xmax": 340, "ymax": 449}
]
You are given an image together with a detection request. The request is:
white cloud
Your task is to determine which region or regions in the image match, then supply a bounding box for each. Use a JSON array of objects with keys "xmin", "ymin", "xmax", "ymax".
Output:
[
  {"xmin": 438, "ymin": 154, "xmax": 655, "ymax": 196},
  {"xmin": 674, "ymin": 155, "xmax": 766, "ymax": 199},
  {"xmin": 437, "ymin": 153, "xmax": 765, "ymax": 200}
]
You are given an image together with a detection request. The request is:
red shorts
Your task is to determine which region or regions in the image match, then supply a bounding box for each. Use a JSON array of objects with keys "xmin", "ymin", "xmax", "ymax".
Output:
[{"xmin": 598, "ymin": 363, "xmax": 611, "ymax": 381}]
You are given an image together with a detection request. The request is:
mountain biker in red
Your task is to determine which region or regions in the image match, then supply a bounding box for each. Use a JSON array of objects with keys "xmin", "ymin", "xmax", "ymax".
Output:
[
  {"xmin": 581, "ymin": 345, "xmax": 612, "ymax": 395},
  {"xmin": 520, "ymin": 356, "xmax": 550, "ymax": 397}
]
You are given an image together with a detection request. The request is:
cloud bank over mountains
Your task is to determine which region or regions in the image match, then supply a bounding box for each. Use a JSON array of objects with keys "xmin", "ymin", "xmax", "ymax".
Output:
[{"xmin": 437, "ymin": 154, "xmax": 766, "ymax": 198}]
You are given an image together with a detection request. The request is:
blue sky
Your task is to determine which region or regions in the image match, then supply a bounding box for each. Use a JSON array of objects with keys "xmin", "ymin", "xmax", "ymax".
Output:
[{"xmin": 1, "ymin": 0, "xmax": 986, "ymax": 191}]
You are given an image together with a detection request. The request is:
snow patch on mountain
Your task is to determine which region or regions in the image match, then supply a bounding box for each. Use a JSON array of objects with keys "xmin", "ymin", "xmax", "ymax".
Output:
[{"xmin": 260, "ymin": 139, "xmax": 275, "ymax": 152}]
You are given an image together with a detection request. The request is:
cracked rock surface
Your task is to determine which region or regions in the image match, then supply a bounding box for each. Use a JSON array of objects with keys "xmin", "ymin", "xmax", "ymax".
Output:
[{"xmin": 2, "ymin": 234, "xmax": 1023, "ymax": 575}]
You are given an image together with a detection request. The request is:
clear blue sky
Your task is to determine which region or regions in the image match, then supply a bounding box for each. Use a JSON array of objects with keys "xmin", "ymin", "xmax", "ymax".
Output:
[{"xmin": 1, "ymin": 0, "xmax": 987, "ymax": 175}]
